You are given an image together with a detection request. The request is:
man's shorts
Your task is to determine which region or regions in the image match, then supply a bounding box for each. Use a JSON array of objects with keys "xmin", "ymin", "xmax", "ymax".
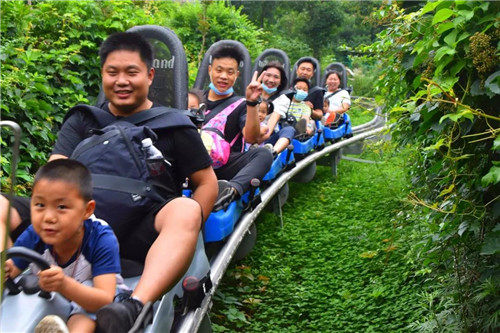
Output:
[{"xmin": 117, "ymin": 198, "xmax": 175, "ymax": 263}]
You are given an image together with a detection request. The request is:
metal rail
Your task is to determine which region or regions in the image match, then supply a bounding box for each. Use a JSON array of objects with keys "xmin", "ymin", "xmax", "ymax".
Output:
[{"xmin": 176, "ymin": 116, "xmax": 389, "ymax": 332}]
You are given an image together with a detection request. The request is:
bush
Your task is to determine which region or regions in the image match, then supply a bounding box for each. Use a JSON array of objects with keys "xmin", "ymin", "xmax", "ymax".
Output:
[
  {"xmin": 362, "ymin": 1, "xmax": 500, "ymax": 331},
  {"xmin": 0, "ymin": 0, "xmax": 262, "ymax": 194}
]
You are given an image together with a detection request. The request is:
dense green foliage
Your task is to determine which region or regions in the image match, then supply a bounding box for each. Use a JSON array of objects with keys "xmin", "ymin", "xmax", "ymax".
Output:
[
  {"xmin": 230, "ymin": 0, "xmax": 382, "ymax": 67},
  {"xmin": 211, "ymin": 145, "xmax": 426, "ymax": 332},
  {"xmin": 1, "ymin": 0, "xmax": 158, "ymax": 193},
  {"xmin": 0, "ymin": 0, "xmax": 261, "ymax": 194},
  {"xmin": 362, "ymin": 1, "xmax": 500, "ymax": 331},
  {"xmin": 0, "ymin": 0, "xmax": 378, "ymax": 194}
]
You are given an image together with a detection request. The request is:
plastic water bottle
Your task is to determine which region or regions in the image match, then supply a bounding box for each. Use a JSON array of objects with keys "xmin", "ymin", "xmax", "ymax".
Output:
[{"xmin": 141, "ymin": 138, "xmax": 170, "ymax": 177}]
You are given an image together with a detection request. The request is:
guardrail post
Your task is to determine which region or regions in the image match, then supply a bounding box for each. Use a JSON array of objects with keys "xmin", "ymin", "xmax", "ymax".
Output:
[{"xmin": 330, "ymin": 149, "xmax": 342, "ymax": 177}]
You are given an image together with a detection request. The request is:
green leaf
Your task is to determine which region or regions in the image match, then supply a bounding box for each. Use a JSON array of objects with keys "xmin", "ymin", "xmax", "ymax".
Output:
[
  {"xmin": 444, "ymin": 29, "xmax": 457, "ymax": 47},
  {"xmin": 457, "ymin": 10, "xmax": 473, "ymax": 21},
  {"xmin": 492, "ymin": 136, "xmax": 500, "ymax": 151},
  {"xmin": 458, "ymin": 221, "xmax": 468, "ymax": 236},
  {"xmin": 471, "ymin": 79, "xmax": 486, "ymax": 96},
  {"xmin": 484, "ymin": 71, "xmax": 500, "ymax": 95},
  {"xmin": 480, "ymin": 231, "xmax": 500, "ymax": 255},
  {"xmin": 424, "ymin": 138, "xmax": 446, "ymax": 151},
  {"xmin": 453, "ymin": 15, "xmax": 466, "ymax": 27},
  {"xmin": 436, "ymin": 21, "xmax": 454, "ymax": 34},
  {"xmin": 479, "ymin": 1, "xmax": 489, "ymax": 11},
  {"xmin": 34, "ymin": 83, "xmax": 53, "ymax": 96},
  {"xmin": 439, "ymin": 108, "xmax": 474, "ymax": 124},
  {"xmin": 432, "ymin": 8, "xmax": 454, "ymax": 25},
  {"xmin": 481, "ymin": 165, "xmax": 500, "ymax": 186},
  {"xmin": 456, "ymin": 31, "xmax": 470, "ymax": 44},
  {"xmin": 413, "ymin": 50, "xmax": 428, "ymax": 67},
  {"xmin": 434, "ymin": 45, "xmax": 455, "ymax": 62},
  {"xmin": 421, "ymin": 1, "xmax": 440, "ymax": 15}
]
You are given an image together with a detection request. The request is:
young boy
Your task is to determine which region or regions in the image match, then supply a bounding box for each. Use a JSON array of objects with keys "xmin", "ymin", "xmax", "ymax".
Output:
[
  {"xmin": 287, "ymin": 77, "xmax": 315, "ymax": 136},
  {"xmin": 5, "ymin": 159, "xmax": 123, "ymax": 333}
]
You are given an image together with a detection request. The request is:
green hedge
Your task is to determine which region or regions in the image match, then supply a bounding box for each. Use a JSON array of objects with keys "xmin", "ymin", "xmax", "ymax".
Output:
[
  {"xmin": 362, "ymin": 1, "xmax": 499, "ymax": 331},
  {"xmin": 0, "ymin": 0, "xmax": 261, "ymax": 195}
]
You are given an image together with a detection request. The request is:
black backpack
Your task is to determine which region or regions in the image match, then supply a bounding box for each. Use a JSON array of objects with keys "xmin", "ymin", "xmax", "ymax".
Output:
[{"xmin": 67, "ymin": 104, "xmax": 196, "ymax": 240}]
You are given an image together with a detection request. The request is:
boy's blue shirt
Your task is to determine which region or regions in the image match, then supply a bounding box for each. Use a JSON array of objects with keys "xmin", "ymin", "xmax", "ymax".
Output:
[{"xmin": 13, "ymin": 216, "xmax": 121, "ymax": 280}]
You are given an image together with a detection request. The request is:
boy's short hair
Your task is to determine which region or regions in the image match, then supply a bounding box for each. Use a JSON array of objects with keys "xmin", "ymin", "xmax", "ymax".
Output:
[
  {"xmin": 99, "ymin": 31, "xmax": 154, "ymax": 70},
  {"xmin": 34, "ymin": 159, "xmax": 93, "ymax": 202},
  {"xmin": 210, "ymin": 44, "xmax": 243, "ymax": 65},
  {"xmin": 293, "ymin": 77, "xmax": 311, "ymax": 90},
  {"xmin": 296, "ymin": 57, "xmax": 317, "ymax": 71}
]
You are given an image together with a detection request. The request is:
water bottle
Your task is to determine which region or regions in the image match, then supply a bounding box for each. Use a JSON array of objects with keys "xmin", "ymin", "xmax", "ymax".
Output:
[{"xmin": 142, "ymin": 138, "xmax": 171, "ymax": 177}]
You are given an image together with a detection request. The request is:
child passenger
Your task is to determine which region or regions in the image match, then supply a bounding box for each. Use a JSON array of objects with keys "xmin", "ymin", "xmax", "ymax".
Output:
[
  {"xmin": 247, "ymin": 101, "xmax": 273, "ymax": 153},
  {"xmin": 287, "ymin": 77, "xmax": 315, "ymax": 136},
  {"xmin": 5, "ymin": 159, "xmax": 124, "ymax": 333}
]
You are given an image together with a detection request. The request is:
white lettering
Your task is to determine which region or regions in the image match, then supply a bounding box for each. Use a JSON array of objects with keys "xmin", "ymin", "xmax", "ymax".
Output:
[{"xmin": 153, "ymin": 56, "xmax": 175, "ymax": 69}]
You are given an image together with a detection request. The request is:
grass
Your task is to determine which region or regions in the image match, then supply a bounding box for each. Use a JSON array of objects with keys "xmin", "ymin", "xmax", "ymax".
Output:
[
  {"xmin": 349, "ymin": 98, "xmax": 378, "ymax": 126},
  {"xmin": 210, "ymin": 143, "xmax": 428, "ymax": 332}
]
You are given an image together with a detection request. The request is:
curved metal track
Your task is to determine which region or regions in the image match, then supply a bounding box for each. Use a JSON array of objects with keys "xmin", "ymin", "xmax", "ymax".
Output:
[{"xmin": 176, "ymin": 109, "xmax": 388, "ymax": 332}]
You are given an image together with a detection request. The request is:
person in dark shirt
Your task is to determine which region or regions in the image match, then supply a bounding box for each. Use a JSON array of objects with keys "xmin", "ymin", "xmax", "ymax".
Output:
[
  {"xmin": 295, "ymin": 57, "xmax": 324, "ymax": 120},
  {"xmin": 203, "ymin": 45, "xmax": 273, "ymax": 211},
  {"xmin": 1, "ymin": 31, "xmax": 218, "ymax": 332}
]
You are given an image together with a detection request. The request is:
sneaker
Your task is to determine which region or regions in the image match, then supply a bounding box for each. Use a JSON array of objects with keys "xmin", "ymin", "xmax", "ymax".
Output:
[
  {"xmin": 263, "ymin": 143, "xmax": 274, "ymax": 154},
  {"xmin": 96, "ymin": 295, "xmax": 152, "ymax": 333},
  {"xmin": 213, "ymin": 180, "xmax": 237, "ymax": 212},
  {"xmin": 35, "ymin": 315, "xmax": 69, "ymax": 333},
  {"xmin": 294, "ymin": 118, "xmax": 307, "ymax": 135}
]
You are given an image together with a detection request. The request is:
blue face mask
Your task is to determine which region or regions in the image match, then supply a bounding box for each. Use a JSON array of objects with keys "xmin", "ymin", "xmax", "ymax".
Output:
[
  {"xmin": 294, "ymin": 89, "xmax": 308, "ymax": 101},
  {"xmin": 262, "ymin": 83, "xmax": 278, "ymax": 94},
  {"xmin": 209, "ymin": 82, "xmax": 234, "ymax": 96}
]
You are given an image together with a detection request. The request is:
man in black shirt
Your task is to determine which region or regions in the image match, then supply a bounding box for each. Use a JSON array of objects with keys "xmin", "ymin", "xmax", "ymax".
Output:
[
  {"xmin": 203, "ymin": 45, "xmax": 273, "ymax": 210},
  {"xmin": 295, "ymin": 57, "xmax": 325, "ymax": 120},
  {"xmin": 1, "ymin": 32, "xmax": 218, "ymax": 332}
]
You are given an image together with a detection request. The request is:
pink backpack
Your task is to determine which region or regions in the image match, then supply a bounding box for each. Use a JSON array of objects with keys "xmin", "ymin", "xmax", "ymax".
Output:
[{"xmin": 201, "ymin": 97, "xmax": 245, "ymax": 169}]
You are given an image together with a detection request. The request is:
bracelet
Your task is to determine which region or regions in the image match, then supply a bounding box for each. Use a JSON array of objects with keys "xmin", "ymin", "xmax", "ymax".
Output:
[{"xmin": 246, "ymin": 99, "xmax": 260, "ymax": 107}]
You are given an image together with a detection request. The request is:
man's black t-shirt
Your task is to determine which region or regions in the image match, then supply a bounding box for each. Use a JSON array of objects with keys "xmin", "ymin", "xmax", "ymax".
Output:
[
  {"xmin": 305, "ymin": 86, "xmax": 325, "ymax": 113},
  {"xmin": 52, "ymin": 103, "xmax": 213, "ymax": 187}
]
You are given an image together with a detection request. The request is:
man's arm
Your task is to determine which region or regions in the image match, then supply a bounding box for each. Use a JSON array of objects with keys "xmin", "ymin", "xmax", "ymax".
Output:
[
  {"xmin": 311, "ymin": 107, "xmax": 323, "ymax": 120},
  {"xmin": 305, "ymin": 88, "xmax": 325, "ymax": 120},
  {"xmin": 189, "ymin": 166, "xmax": 218, "ymax": 222}
]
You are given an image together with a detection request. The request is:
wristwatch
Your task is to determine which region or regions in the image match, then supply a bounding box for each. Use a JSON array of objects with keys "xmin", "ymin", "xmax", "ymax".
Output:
[{"xmin": 246, "ymin": 99, "xmax": 260, "ymax": 107}]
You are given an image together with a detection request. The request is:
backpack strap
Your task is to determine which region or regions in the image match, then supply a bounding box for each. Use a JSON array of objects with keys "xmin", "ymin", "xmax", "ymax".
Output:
[
  {"xmin": 65, "ymin": 104, "xmax": 196, "ymax": 130},
  {"xmin": 64, "ymin": 104, "xmax": 116, "ymax": 127},
  {"xmin": 92, "ymin": 174, "xmax": 164, "ymax": 201},
  {"xmin": 324, "ymin": 89, "xmax": 343, "ymax": 101}
]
